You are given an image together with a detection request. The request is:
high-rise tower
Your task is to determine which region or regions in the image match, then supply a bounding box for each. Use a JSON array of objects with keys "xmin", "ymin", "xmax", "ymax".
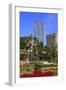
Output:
[
  {"xmin": 34, "ymin": 21, "xmax": 44, "ymax": 45},
  {"xmin": 46, "ymin": 33, "xmax": 58, "ymax": 47}
]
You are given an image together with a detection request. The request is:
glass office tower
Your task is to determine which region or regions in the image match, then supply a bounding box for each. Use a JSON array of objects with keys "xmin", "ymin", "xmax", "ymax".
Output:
[{"xmin": 34, "ymin": 21, "xmax": 44, "ymax": 45}]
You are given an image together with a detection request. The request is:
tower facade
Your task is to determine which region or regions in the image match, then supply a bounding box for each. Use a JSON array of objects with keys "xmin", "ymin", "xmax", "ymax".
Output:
[
  {"xmin": 46, "ymin": 33, "xmax": 58, "ymax": 47},
  {"xmin": 34, "ymin": 21, "xmax": 44, "ymax": 45}
]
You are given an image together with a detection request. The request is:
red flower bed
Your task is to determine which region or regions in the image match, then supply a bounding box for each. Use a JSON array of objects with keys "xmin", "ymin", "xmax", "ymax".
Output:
[
  {"xmin": 21, "ymin": 73, "xmax": 33, "ymax": 77},
  {"xmin": 20, "ymin": 70, "xmax": 56, "ymax": 78}
]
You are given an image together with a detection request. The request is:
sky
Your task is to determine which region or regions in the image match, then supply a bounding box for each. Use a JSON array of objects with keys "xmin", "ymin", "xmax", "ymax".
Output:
[{"xmin": 20, "ymin": 12, "xmax": 58, "ymax": 45}]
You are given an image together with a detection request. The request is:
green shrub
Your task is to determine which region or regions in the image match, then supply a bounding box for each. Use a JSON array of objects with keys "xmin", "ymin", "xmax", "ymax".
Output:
[{"xmin": 34, "ymin": 61, "xmax": 44, "ymax": 70}]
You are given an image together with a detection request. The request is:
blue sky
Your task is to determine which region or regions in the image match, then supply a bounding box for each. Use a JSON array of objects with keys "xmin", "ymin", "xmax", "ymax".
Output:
[{"xmin": 20, "ymin": 12, "xmax": 58, "ymax": 45}]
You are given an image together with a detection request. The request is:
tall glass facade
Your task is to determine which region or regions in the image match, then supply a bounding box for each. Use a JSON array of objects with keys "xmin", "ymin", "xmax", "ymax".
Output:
[{"xmin": 34, "ymin": 21, "xmax": 44, "ymax": 45}]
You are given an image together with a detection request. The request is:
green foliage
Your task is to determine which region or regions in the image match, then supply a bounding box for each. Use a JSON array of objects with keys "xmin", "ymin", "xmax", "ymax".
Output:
[
  {"xmin": 38, "ymin": 42, "xmax": 44, "ymax": 53},
  {"xmin": 44, "ymin": 45, "xmax": 58, "ymax": 62},
  {"xmin": 20, "ymin": 37, "xmax": 29, "ymax": 49},
  {"xmin": 20, "ymin": 36, "xmax": 58, "ymax": 63},
  {"xmin": 34, "ymin": 61, "xmax": 44, "ymax": 70},
  {"xmin": 20, "ymin": 54, "xmax": 26, "ymax": 60}
]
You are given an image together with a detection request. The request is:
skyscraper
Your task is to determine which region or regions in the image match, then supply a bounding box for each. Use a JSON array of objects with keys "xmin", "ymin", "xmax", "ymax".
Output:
[{"xmin": 34, "ymin": 21, "xmax": 44, "ymax": 45}]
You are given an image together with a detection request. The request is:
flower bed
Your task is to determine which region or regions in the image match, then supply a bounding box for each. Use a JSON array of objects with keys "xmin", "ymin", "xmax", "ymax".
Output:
[{"xmin": 20, "ymin": 70, "xmax": 57, "ymax": 78}]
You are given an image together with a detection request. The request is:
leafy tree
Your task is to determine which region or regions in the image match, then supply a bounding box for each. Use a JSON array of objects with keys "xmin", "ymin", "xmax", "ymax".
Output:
[
  {"xmin": 38, "ymin": 42, "xmax": 44, "ymax": 53},
  {"xmin": 44, "ymin": 46, "xmax": 51, "ymax": 62},
  {"xmin": 44, "ymin": 45, "xmax": 58, "ymax": 63},
  {"xmin": 50, "ymin": 46, "xmax": 58, "ymax": 63},
  {"xmin": 20, "ymin": 37, "xmax": 28, "ymax": 49}
]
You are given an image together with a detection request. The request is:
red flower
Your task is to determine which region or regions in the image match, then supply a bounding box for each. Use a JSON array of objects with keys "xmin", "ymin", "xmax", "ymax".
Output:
[{"xmin": 20, "ymin": 70, "xmax": 55, "ymax": 78}]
